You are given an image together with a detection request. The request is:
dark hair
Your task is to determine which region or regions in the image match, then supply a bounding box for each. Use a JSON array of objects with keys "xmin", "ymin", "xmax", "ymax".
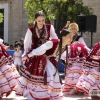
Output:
[
  {"xmin": 32, "ymin": 11, "xmax": 45, "ymax": 46},
  {"xmin": 58, "ymin": 30, "xmax": 70, "ymax": 66},
  {"xmin": 4, "ymin": 42, "xmax": 9, "ymax": 46},
  {"xmin": 58, "ymin": 30, "xmax": 70, "ymax": 51},
  {"xmin": 35, "ymin": 11, "xmax": 44, "ymax": 19},
  {"xmin": 53, "ymin": 30, "xmax": 71, "ymax": 77},
  {"xmin": 14, "ymin": 42, "xmax": 21, "ymax": 48},
  {"xmin": 15, "ymin": 41, "xmax": 18, "ymax": 44},
  {"xmin": 71, "ymin": 33, "xmax": 81, "ymax": 44},
  {"xmin": 74, "ymin": 34, "xmax": 81, "ymax": 41}
]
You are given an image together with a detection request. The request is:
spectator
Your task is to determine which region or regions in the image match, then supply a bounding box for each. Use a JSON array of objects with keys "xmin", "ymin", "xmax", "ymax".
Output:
[
  {"xmin": 19, "ymin": 38, "xmax": 24, "ymax": 50},
  {"xmin": 10, "ymin": 45, "xmax": 14, "ymax": 50},
  {"xmin": 13, "ymin": 43, "xmax": 22, "ymax": 74}
]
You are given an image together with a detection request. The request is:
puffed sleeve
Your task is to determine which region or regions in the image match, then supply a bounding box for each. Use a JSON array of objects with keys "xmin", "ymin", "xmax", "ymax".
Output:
[
  {"xmin": 23, "ymin": 28, "xmax": 32, "ymax": 56},
  {"xmin": 28, "ymin": 41, "xmax": 53, "ymax": 57},
  {"xmin": 49, "ymin": 25, "xmax": 58, "ymax": 39},
  {"xmin": 78, "ymin": 37, "xmax": 90, "ymax": 52}
]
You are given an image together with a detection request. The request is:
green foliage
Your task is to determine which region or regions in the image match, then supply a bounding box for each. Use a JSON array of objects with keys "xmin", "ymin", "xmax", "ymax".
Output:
[
  {"xmin": 25, "ymin": 0, "xmax": 52, "ymax": 23},
  {"xmin": 0, "ymin": 13, "xmax": 3, "ymax": 23},
  {"xmin": 25, "ymin": 0, "xmax": 93, "ymax": 32},
  {"xmin": 25, "ymin": 0, "xmax": 69, "ymax": 23}
]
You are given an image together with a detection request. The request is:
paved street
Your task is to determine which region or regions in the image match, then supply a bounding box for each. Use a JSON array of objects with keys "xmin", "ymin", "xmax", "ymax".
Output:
[{"xmin": 1, "ymin": 91, "xmax": 92, "ymax": 100}]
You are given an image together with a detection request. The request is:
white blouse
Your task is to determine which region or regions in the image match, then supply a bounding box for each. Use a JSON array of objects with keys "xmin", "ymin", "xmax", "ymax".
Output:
[
  {"xmin": 23, "ymin": 25, "xmax": 58, "ymax": 57},
  {"xmin": 60, "ymin": 37, "xmax": 90, "ymax": 60},
  {"xmin": 78, "ymin": 37, "xmax": 90, "ymax": 52}
]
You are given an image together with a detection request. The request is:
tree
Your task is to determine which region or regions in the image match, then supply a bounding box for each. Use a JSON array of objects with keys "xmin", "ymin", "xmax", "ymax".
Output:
[
  {"xmin": 0, "ymin": 13, "xmax": 3, "ymax": 23},
  {"xmin": 25, "ymin": 0, "xmax": 93, "ymax": 34}
]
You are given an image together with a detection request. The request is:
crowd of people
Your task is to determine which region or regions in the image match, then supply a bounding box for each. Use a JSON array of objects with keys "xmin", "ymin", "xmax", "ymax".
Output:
[
  {"xmin": 0, "ymin": 10, "xmax": 100, "ymax": 100},
  {"xmin": 3, "ymin": 38, "xmax": 24, "ymax": 50}
]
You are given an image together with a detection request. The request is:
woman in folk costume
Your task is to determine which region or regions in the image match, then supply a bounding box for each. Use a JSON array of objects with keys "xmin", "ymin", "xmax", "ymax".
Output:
[
  {"xmin": 67, "ymin": 23, "xmax": 90, "ymax": 65},
  {"xmin": 61, "ymin": 22, "xmax": 79, "ymax": 61},
  {"xmin": 76, "ymin": 41, "xmax": 100, "ymax": 95},
  {"xmin": 62, "ymin": 23, "xmax": 89, "ymax": 95},
  {"xmin": 0, "ymin": 38, "xmax": 20, "ymax": 98},
  {"xmin": 61, "ymin": 23, "xmax": 79, "ymax": 59},
  {"xmin": 89, "ymin": 42, "xmax": 100, "ymax": 99},
  {"xmin": 14, "ymin": 10, "xmax": 75, "ymax": 100}
]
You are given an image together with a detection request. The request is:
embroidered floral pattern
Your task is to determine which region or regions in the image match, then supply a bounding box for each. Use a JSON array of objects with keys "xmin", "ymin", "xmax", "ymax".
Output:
[{"xmin": 38, "ymin": 60, "xmax": 43, "ymax": 73}]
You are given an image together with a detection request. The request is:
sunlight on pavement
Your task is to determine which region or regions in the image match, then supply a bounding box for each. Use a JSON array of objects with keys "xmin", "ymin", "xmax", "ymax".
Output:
[
  {"xmin": 2, "ymin": 91, "xmax": 27, "ymax": 100},
  {"xmin": 1, "ymin": 91, "xmax": 92, "ymax": 100},
  {"xmin": 63, "ymin": 95, "xmax": 92, "ymax": 100}
]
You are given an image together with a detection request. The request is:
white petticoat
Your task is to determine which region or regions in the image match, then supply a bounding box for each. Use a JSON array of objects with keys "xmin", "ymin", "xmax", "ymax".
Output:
[
  {"xmin": 63, "ymin": 64, "xmax": 83, "ymax": 94},
  {"xmin": 14, "ymin": 58, "xmax": 63, "ymax": 100},
  {"xmin": 76, "ymin": 68, "xmax": 99, "ymax": 94},
  {"xmin": 0, "ymin": 64, "xmax": 20, "ymax": 97}
]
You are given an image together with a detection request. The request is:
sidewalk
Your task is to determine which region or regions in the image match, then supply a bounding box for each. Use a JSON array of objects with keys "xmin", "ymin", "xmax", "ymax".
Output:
[{"xmin": 63, "ymin": 95, "xmax": 92, "ymax": 100}]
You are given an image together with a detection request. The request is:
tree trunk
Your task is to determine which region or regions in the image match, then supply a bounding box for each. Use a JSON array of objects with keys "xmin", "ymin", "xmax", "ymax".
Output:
[{"xmin": 55, "ymin": 4, "xmax": 60, "ymax": 33}]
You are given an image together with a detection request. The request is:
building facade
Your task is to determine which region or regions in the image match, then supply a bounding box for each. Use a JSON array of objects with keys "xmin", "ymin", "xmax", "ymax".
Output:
[
  {"xmin": 0, "ymin": 0, "xmax": 28, "ymax": 45},
  {"xmin": 82, "ymin": 0, "xmax": 100, "ymax": 47},
  {"xmin": 0, "ymin": 0, "xmax": 100, "ymax": 47}
]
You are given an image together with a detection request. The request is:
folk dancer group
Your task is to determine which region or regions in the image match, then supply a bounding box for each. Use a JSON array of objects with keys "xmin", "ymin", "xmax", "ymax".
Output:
[{"xmin": 0, "ymin": 10, "xmax": 100, "ymax": 100}]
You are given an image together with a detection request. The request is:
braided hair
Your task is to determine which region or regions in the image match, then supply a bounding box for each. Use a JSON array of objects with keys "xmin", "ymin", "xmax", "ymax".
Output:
[
  {"xmin": 58, "ymin": 30, "xmax": 70, "ymax": 66},
  {"xmin": 53, "ymin": 30, "xmax": 71, "ymax": 78},
  {"xmin": 53, "ymin": 30, "xmax": 71, "ymax": 79}
]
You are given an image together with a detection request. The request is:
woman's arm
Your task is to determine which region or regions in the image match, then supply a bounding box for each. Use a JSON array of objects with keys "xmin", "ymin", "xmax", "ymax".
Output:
[
  {"xmin": 28, "ymin": 41, "xmax": 53, "ymax": 57},
  {"xmin": 49, "ymin": 25, "xmax": 58, "ymax": 40},
  {"xmin": 23, "ymin": 28, "xmax": 32, "ymax": 56}
]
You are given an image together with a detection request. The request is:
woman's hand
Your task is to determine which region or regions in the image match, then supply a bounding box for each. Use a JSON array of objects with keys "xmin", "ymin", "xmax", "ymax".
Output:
[
  {"xmin": 67, "ymin": 21, "xmax": 70, "ymax": 25},
  {"xmin": 22, "ymin": 54, "xmax": 29, "ymax": 64},
  {"xmin": 65, "ymin": 21, "xmax": 70, "ymax": 27},
  {"xmin": 92, "ymin": 55, "xmax": 100, "ymax": 60}
]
